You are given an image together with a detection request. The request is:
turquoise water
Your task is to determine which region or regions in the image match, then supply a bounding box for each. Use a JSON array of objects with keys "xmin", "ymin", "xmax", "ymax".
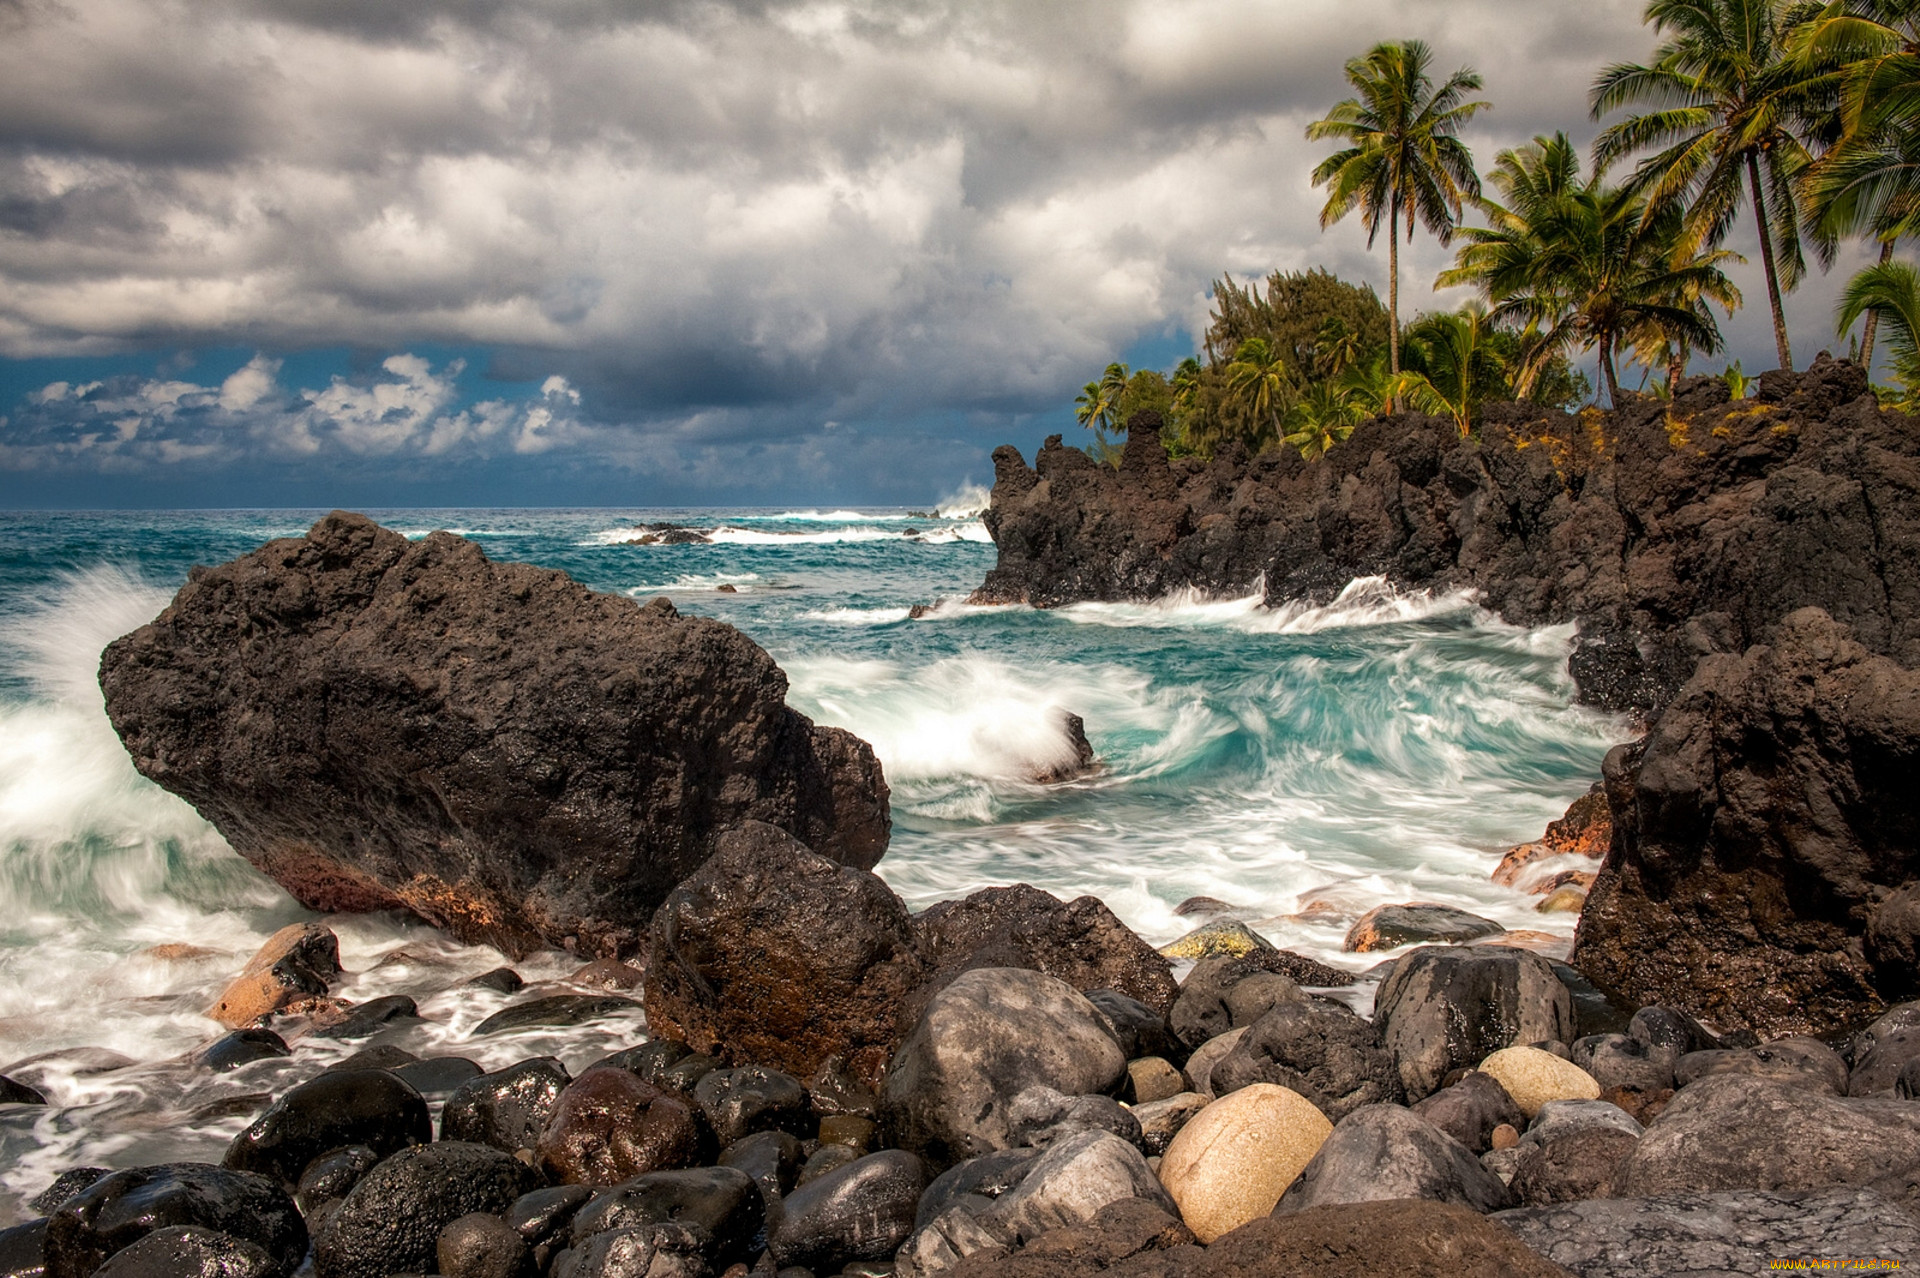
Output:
[{"xmin": 0, "ymin": 504, "xmax": 1623, "ymax": 1210}]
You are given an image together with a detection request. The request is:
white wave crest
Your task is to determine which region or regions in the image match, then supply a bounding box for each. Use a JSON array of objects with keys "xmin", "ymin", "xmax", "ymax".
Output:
[
  {"xmin": 1058, "ymin": 576, "xmax": 1483, "ymax": 634},
  {"xmin": 743, "ymin": 510, "xmax": 911, "ymax": 523},
  {"xmin": 705, "ymin": 526, "xmax": 907, "ymax": 546},
  {"xmin": 800, "ymin": 607, "xmax": 913, "ymax": 625},
  {"xmin": 936, "ymin": 482, "xmax": 991, "ymax": 519},
  {"xmin": 914, "ymin": 522, "xmax": 993, "ymax": 545}
]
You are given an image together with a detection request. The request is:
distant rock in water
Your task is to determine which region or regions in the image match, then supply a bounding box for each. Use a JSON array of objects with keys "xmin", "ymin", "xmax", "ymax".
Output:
[{"xmin": 98, "ymin": 512, "xmax": 890, "ymax": 958}]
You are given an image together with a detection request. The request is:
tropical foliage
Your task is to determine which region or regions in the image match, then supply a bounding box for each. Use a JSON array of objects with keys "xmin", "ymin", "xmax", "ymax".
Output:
[{"xmin": 1837, "ymin": 257, "xmax": 1920, "ymax": 407}]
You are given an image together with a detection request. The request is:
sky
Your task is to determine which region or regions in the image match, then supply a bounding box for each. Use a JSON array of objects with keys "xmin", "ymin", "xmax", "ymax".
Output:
[{"xmin": 0, "ymin": 0, "xmax": 1888, "ymax": 509}]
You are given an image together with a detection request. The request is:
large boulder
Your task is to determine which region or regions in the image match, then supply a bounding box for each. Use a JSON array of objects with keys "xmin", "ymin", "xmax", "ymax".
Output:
[
  {"xmin": 314, "ymin": 1143, "xmax": 541, "ymax": 1278},
  {"xmin": 534, "ymin": 1067, "xmax": 702, "ymax": 1186},
  {"xmin": 98, "ymin": 512, "xmax": 890, "ymax": 958},
  {"xmin": 880, "ymin": 968, "xmax": 1126, "ymax": 1169},
  {"xmin": 1193, "ymin": 1199, "xmax": 1570, "ymax": 1277},
  {"xmin": 1573, "ymin": 609, "xmax": 1920, "ymax": 1038},
  {"xmin": 223, "ymin": 1069, "xmax": 431, "ymax": 1190},
  {"xmin": 1373, "ymin": 946, "xmax": 1575, "ymax": 1099},
  {"xmin": 766, "ymin": 1150, "xmax": 926, "ymax": 1272},
  {"xmin": 1208, "ymin": 998, "xmax": 1402, "ymax": 1120},
  {"xmin": 1158, "ymin": 1083, "xmax": 1331, "ymax": 1243},
  {"xmin": 1275, "ymin": 1104, "xmax": 1513, "ymax": 1214},
  {"xmin": 909, "ymin": 885, "xmax": 1178, "ymax": 1016},
  {"xmin": 643, "ymin": 822, "xmax": 922, "ymax": 1083},
  {"xmin": 45, "ymin": 1165, "xmax": 307, "ymax": 1278}
]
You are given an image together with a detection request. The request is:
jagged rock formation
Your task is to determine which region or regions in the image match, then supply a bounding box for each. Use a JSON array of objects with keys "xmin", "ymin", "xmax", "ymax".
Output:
[
  {"xmin": 975, "ymin": 357, "xmax": 1915, "ymax": 716},
  {"xmin": 99, "ymin": 512, "xmax": 890, "ymax": 959}
]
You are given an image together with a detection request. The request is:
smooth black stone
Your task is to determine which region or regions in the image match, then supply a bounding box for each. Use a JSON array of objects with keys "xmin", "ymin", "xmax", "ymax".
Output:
[
  {"xmin": 196, "ymin": 1033, "xmax": 289, "ymax": 1075},
  {"xmin": 913, "ymin": 1148, "xmax": 1041, "ymax": 1230},
  {"xmin": 504, "ymin": 1187, "xmax": 595, "ymax": 1246},
  {"xmin": 592, "ymin": 1042, "xmax": 688, "ymax": 1089},
  {"xmin": 0, "ymin": 1220, "xmax": 46, "ymax": 1278},
  {"xmin": 467, "ymin": 967, "xmax": 524, "ymax": 994},
  {"xmin": 223, "ymin": 1070, "xmax": 431, "ymax": 1190},
  {"xmin": 1085, "ymin": 990, "xmax": 1176, "ymax": 1062},
  {"xmin": 392, "ymin": 1057, "xmax": 484, "ymax": 1095},
  {"xmin": 324, "ymin": 1046, "xmax": 419, "ymax": 1073},
  {"xmin": 435, "ymin": 1214, "xmax": 530, "ymax": 1278},
  {"xmin": 567, "ymin": 1167, "xmax": 763, "ymax": 1266},
  {"xmin": 313, "ymin": 1143, "xmax": 541, "ymax": 1278},
  {"xmin": 295, "ymin": 1148, "xmax": 380, "ymax": 1215},
  {"xmin": 29, "ymin": 1171, "xmax": 108, "ymax": 1217},
  {"xmin": 313, "ymin": 996, "xmax": 421, "ymax": 1040},
  {"xmin": 693, "ymin": 1067, "xmax": 810, "ymax": 1146},
  {"xmin": 795, "ymin": 1146, "xmax": 859, "ymax": 1188},
  {"xmin": 718, "ymin": 1131, "xmax": 804, "ymax": 1205},
  {"xmin": 441, "ymin": 1058, "xmax": 571, "ymax": 1151},
  {"xmin": 474, "ymin": 997, "xmax": 638, "ymax": 1036},
  {"xmin": 767, "ymin": 1151, "xmax": 925, "ymax": 1272},
  {"xmin": 0, "ymin": 1075, "xmax": 47, "ymax": 1106},
  {"xmin": 658, "ymin": 1054, "xmax": 720, "ymax": 1099},
  {"xmin": 44, "ymin": 1164, "xmax": 306, "ymax": 1278},
  {"xmin": 91, "ymin": 1226, "xmax": 277, "ymax": 1278}
]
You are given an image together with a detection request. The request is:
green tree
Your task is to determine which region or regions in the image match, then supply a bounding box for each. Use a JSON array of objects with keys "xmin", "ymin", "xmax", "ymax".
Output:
[
  {"xmin": 1224, "ymin": 338, "xmax": 1294, "ymax": 448},
  {"xmin": 1308, "ymin": 40, "xmax": 1489, "ymax": 393},
  {"xmin": 1283, "ymin": 382, "xmax": 1365, "ymax": 458},
  {"xmin": 1441, "ymin": 133, "xmax": 1743, "ymax": 407},
  {"xmin": 1390, "ymin": 303, "xmax": 1511, "ymax": 435},
  {"xmin": 1591, "ymin": 0, "xmax": 1822, "ymax": 372},
  {"xmin": 1837, "ymin": 255, "xmax": 1920, "ymax": 406},
  {"xmin": 1204, "ymin": 269, "xmax": 1391, "ymax": 370}
]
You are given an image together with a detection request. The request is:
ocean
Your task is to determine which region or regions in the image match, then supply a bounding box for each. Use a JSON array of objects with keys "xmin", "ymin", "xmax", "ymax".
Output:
[{"xmin": 0, "ymin": 503, "xmax": 1625, "ymax": 1220}]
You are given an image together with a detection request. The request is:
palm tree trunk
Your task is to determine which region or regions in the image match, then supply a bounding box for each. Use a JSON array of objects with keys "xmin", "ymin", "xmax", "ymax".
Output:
[
  {"xmin": 1387, "ymin": 200, "xmax": 1401, "ymax": 413},
  {"xmin": 1668, "ymin": 347, "xmax": 1684, "ymax": 390},
  {"xmin": 1863, "ymin": 239, "xmax": 1895, "ymax": 374},
  {"xmin": 1746, "ymin": 152, "xmax": 1793, "ymax": 373},
  {"xmin": 1599, "ymin": 333, "xmax": 1619, "ymax": 408}
]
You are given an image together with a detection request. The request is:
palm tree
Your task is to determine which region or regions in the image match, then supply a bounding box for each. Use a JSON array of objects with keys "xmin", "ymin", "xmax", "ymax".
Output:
[
  {"xmin": 1308, "ymin": 41, "xmax": 1489, "ymax": 396},
  {"xmin": 1224, "ymin": 338, "xmax": 1293, "ymax": 446},
  {"xmin": 1074, "ymin": 361, "xmax": 1130, "ymax": 436},
  {"xmin": 1837, "ymin": 256, "xmax": 1920, "ymax": 406},
  {"xmin": 1591, "ymin": 0, "xmax": 1821, "ymax": 372},
  {"xmin": 1389, "ymin": 303, "xmax": 1510, "ymax": 436},
  {"xmin": 1283, "ymin": 383, "xmax": 1365, "ymax": 458},
  {"xmin": 1441, "ymin": 133, "xmax": 1743, "ymax": 407}
]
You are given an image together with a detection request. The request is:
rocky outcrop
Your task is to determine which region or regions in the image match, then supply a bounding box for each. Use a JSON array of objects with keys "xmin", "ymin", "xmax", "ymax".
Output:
[
  {"xmin": 1572, "ymin": 608, "xmax": 1920, "ymax": 1038},
  {"xmin": 98, "ymin": 512, "xmax": 890, "ymax": 959}
]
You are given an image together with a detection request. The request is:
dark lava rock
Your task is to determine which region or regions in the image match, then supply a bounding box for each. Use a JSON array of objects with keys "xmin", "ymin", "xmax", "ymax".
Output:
[
  {"xmin": 566, "ymin": 1167, "xmax": 763, "ymax": 1267},
  {"xmin": 1509, "ymin": 1127, "xmax": 1639, "ymax": 1206},
  {"xmin": 1342, "ymin": 903, "xmax": 1503, "ymax": 953},
  {"xmin": 30, "ymin": 1171, "xmax": 109, "ymax": 1216},
  {"xmin": 98, "ymin": 511, "xmax": 890, "ymax": 959},
  {"xmin": 90, "ymin": 1226, "xmax": 277, "ymax": 1278},
  {"xmin": 313, "ymin": 1142, "xmax": 540, "ymax": 1278},
  {"xmin": 468, "ymin": 967, "xmax": 524, "ymax": 994},
  {"xmin": 1568, "ymin": 1034, "xmax": 1672, "ymax": 1095},
  {"xmin": 645, "ymin": 822, "xmax": 922, "ymax": 1084},
  {"xmin": 1670, "ymin": 1038, "xmax": 1848, "ymax": 1094},
  {"xmin": 1210, "ymin": 998, "xmax": 1402, "ymax": 1120},
  {"xmin": 1178, "ymin": 1197, "xmax": 1567, "ymax": 1277},
  {"xmin": 504, "ymin": 1186, "xmax": 594, "ymax": 1250},
  {"xmin": 1852, "ymin": 1027, "xmax": 1920, "ymax": 1096},
  {"xmin": 796, "ymin": 1143, "xmax": 861, "ymax": 1187},
  {"xmin": 909, "ymin": 884, "xmax": 1178, "ymax": 1017},
  {"xmin": 441, "ymin": 1057, "xmax": 571, "ymax": 1151},
  {"xmin": 717, "ymin": 1131, "xmax": 803, "ymax": 1205},
  {"xmin": 223, "ymin": 1069, "xmax": 430, "ymax": 1190},
  {"xmin": 436, "ymin": 1214, "xmax": 530, "ymax": 1278},
  {"xmin": 0, "ymin": 1221, "xmax": 44, "ymax": 1278},
  {"xmin": 766, "ymin": 1150, "xmax": 926, "ymax": 1272},
  {"xmin": 593, "ymin": 1039, "xmax": 689, "ymax": 1084},
  {"xmin": 929, "ymin": 1196, "xmax": 1193, "ymax": 1278},
  {"xmin": 1168, "ymin": 960, "xmax": 1304, "ymax": 1050},
  {"xmin": 196, "ymin": 1032, "xmax": 288, "ymax": 1075},
  {"xmin": 474, "ymin": 995, "xmax": 638, "ymax": 1036},
  {"xmin": 1574, "ymin": 609, "xmax": 1920, "ymax": 1039},
  {"xmin": 294, "ymin": 1147, "xmax": 379, "ymax": 1215},
  {"xmin": 554, "ymin": 1225, "xmax": 707, "ymax": 1278},
  {"xmin": 536, "ymin": 1067, "xmax": 702, "ymax": 1186},
  {"xmin": 1626, "ymin": 1005, "xmax": 1719, "ymax": 1063},
  {"xmin": 692, "ymin": 1066, "xmax": 810, "ymax": 1146},
  {"xmin": 312, "ymin": 995, "xmax": 420, "ymax": 1040},
  {"xmin": 1082, "ymin": 991, "xmax": 1175, "ymax": 1062},
  {"xmin": 1622, "ymin": 1074, "xmax": 1920, "ymax": 1196},
  {"xmin": 1276, "ymin": 1104, "xmax": 1513, "ymax": 1214},
  {"xmin": 1374, "ymin": 945, "xmax": 1575, "ymax": 1100},
  {"xmin": 1004, "ymin": 1087, "xmax": 1142, "ymax": 1150},
  {"xmin": 325, "ymin": 1045, "xmax": 418, "ymax": 1072},
  {"xmin": 879, "ymin": 967, "xmax": 1127, "ymax": 1169},
  {"xmin": 914, "ymin": 1148, "xmax": 1041, "ymax": 1231},
  {"xmin": 45, "ymin": 1165, "xmax": 306, "ymax": 1278},
  {"xmin": 1497, "ymin": 1187, "xmax": 1920, "ymax": 1275},
  {"xmin": 392, "ymin": 1056, "xmax": 484, "ymax": 1095},
  {"xmin": 1410, "ymin": 1071, "xmax": 1525, "ymax": 1154}
]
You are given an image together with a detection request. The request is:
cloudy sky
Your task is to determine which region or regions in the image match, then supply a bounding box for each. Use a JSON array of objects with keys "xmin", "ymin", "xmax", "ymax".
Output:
[{"xmin": 0, "ymin": 0, "xmax": 1883, "ymax": 507}]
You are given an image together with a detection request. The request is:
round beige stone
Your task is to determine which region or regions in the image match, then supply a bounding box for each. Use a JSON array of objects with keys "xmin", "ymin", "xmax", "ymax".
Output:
[
  {"xmin": 1478, "ymin": 1045, "xmax": 1601, "ymax": 1118},
  {"xmin": 1157, "ymin": 1082, "xmax": 1332, "ymax": 1243}
]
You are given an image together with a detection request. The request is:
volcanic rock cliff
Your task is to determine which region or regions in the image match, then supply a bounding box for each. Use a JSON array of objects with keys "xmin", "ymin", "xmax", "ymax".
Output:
[
  {"xmin": 98, "ymin": 511, "xmax": 891, "ymax": 959},
  {"xmin": 973, "ymin": 357, "xmax": 1920, "ymax": 1037}
]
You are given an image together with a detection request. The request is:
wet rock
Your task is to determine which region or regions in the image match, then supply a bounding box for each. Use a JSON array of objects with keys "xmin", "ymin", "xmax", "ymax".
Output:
[
  {"xmin": 1410, "ymin": 1071, "xmax": 1525, "ymax": 1154},
  {"xmin": 1497, "ymin": 1187, "xmax": 1920, "ymax": 1275},
  {"xmin": 568, "ymin": 960, "xmax": 645, "ymax": 991},
  {"xmin": 1122, "ymin": 1058, "xmax": 1185, "ymax": 1105},
  {"xmin": 1478, "ymin": 1047, "xmax": 1601, "ymax": 1119},
  {"xmin": 1181, "ymin": 1028, "xmax": 1246, "ymax": 1098},
  {"xmin": 1492, "ymin": 788, "xmax": 1612, "ymax": 888},
  {"xmin": 879, "ymin": 968, "xmax": 1126, "ymax": 1169},
  {"xmin": 1172, "ymin": 897, "xmax": 1239, "ymax": 920},
  {"xmin": 30, "ymin": 1171, "xmax": 110, "ymax": 1216},
  {"xmin": 1004, "ymin": 1087, "xmax": 1141, "ymax": 1150},
  {"xmin": 91, "ymin": 1226, "xmax": 278, "ymax": 1278},
  {"xmin": 206, "ymin": 925, "xmax": 340, "ymax": 1029},
  {"xmin": 0, "ymin": 1220, "xmax": 45, "ymax": 1278},
  {"xmin": 1535, "ymin": 885, "xmax": 1588, "ymax": 913},
  {"xmin": 645, "ymin": 823, "xmax": 921, "ymax": 1085},
  {"xmin": 1626, "ymin": 1005, "xmax": 1718, "ymax": 1065},
  {"xmin": 1567, "ymin": 1034, "xmax": 1671, "ymax": 1095},
  {"xmin": 442, "ymin": 1058, "xmax": 571, "ymax": 1151},
  {"xmin": 909, "ymin": 884, "xmax": 1178, "ymax": 1018},
  {"xmin": 1343, "ymin": 904, "xmax": 1504, "ymax": 952},
  {"xmin": 717, "ymin": 1131, "xmax": 803, "ymax": 1206},
  {"xmin": 986, "ymin": 1129, "xmax": 1173, "ymax": 1245},
  {"xmin": 566, "ymin": 1167, "xmax": 763, "ymax": 1268},
  {"xmin": 100, "ymin": 512, "xmax": 890, "ymax": 959},
  {"xmin": 1196, "ymin": 1199, "xmax": 1571, "ymax": 1277},
  {"xmin": 1622, "ymin": 1074, "xmax": 1920, "ymax": 1196},
  {"xmin": 294, "ymin": 1147, "xmax": 380, "ymax": 1215},
  {"xmin": 1157, "ymin": 921, "xmax": 1271, "ymax": 961},
  {"xmin": 0, "ymin": 1075, "xmax": 48, "ymax": 1106},
  {"xmin": 312, "ymin": 995, "xmax": 420, "ymax": 1040},
  {"xmin": 796, "ymin": 1144, "xmax": 860, "ymax": 1187},
  {"xmin": 816, "ymin": 1115, "xmax": 874, "ymax": 1151},
  {"xmin": 392, "ymin": 1056, "xmax": 484, "ymax": 1096},
  {"xmin": 223, "ymin": 1069, "xmax": 431, "ymax": 1190},
  {"xmin": 557, "ymin": 1224, "xmax": 708, "ymax": 1278},
  {"xmin": 313, "ymin": 1143, "xmax": 541, "ymax": 1278},
  {"xmin": 474, "ymin": 995, "xmax": 639, "ymax": 1036},
  {"xmin": 766, "ymin": 1151, "xmax": 926, "ymax": 1271},
  {"xmin": 436, "ymin": 1214, "xmax": 530, "ymax": 1278},
  {"xmin": 1167, "ymin": 959, "xmax": 1305, "ymax": 1050},
  {"xmin": 1129, "ymin": 1092, "xmax": 1209, "ymax": 1158},
  {"xmin": 935, "ymin": 1196, "xmax": 1193, "ymax": 1277},
  {"xmin": 1509, "ymin": 1126, "xmax": 1638, "ymax": 1206},
  {"xmin": 506, "ymin": 1185, "xmax": 595, "ymax": 1249},
  {"xmin": 536, "ymin": 1067, "xmax": 703, "ymax": 1187},
  {"xmin": 1850, "ymin": 1027, "xmax": 1920, "ymax": 1097},
  {"xmin": 1083, "ymin": 991, "xmax": 1175, "ymax": 1062},
  {"xmin": 325, "ymin": 1045, "xmax": 418, "ymax": 1073},
  {"xmin": 45, "ymin": 1165, "xmax": 306, "ymax": 1278},
  {"xmin": 1209, "ymin": 998, "xmax": 1402, "ymax": 1120},
  {"xmin": 1158, "ymin": 1083, "xmax": 1331, "ymax": 1243},
  {"xmin": 1671, "ymin": 1038, "xmax": 1848, "ymax": 1094},
  {"xmin": 1373, "ymin": 945, "xmax": 1575, "ymax": 1100},
  {"xmin": 467, "ymin": 967, "xmax": 524, "ymax": 994},
  {"xmin": 1275, "ymin": 1103, "xmax": 1513, "ymax": 1214},
  {"xmin": 693, "ymin": 1067, "xmax": 811, "ymax": 1146},
  {"xmin": 196, "ymin": 1031, "xmax": 289, "ymax": 1075},
  {"xmin": 1028, "ymin": 711, "xmax": 1098, "ymax": 784}
]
